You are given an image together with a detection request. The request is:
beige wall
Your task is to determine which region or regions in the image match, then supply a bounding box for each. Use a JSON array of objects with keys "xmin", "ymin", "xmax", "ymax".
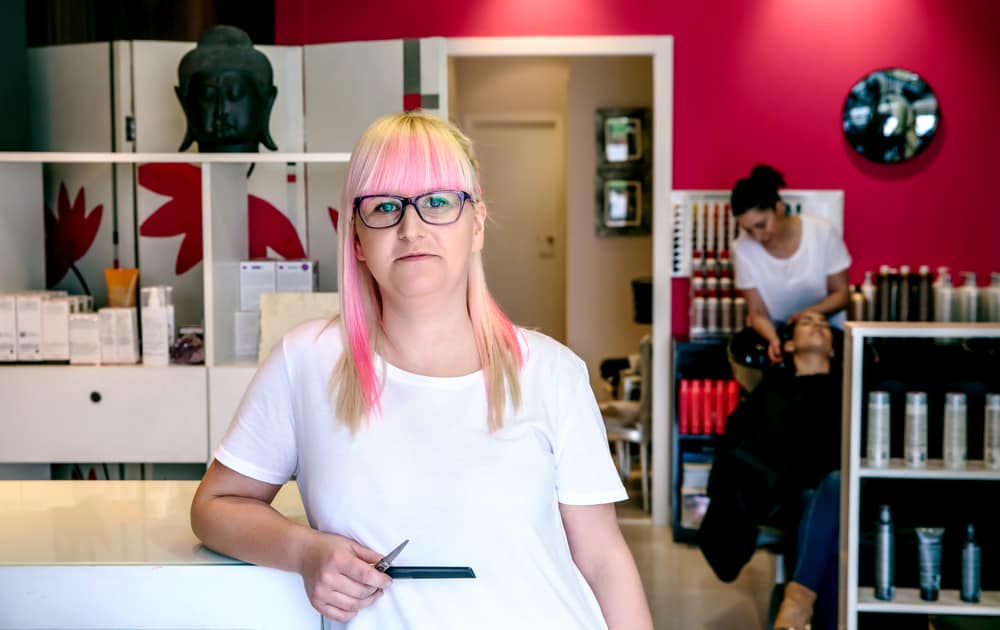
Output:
[
  {"xmin": 451, "ymin": 56, "xmax": 653, "ymax": 399},
  {"xmin": 566, "ymin": 56, "xmax": 653, "ymax": 399}
]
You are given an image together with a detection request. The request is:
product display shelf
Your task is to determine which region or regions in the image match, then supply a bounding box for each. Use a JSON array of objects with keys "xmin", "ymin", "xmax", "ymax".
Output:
[
  {"xmin": 840, "ymin": 322, "xmax": 1000, "ymax": 630},
  {"xmin": 0, "ymin": 152, "xmax": 349, "ymax": 468},
  {"xmin": 859, "ymin": 459, "xmax": 1000, "ymax": 480},
  {"xmin": 670, "ymin": 337, "xmax": 730, "ymax": 543},
  {"xmin": 856, "ymin": 588, "xmax": 1000, "ymax": 616}
]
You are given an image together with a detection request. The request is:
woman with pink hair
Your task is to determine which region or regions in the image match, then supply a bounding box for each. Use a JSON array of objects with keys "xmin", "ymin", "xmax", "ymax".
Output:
[{"xmin": 191, "ymin": 111, "xmax": 651, "ymax": 629}]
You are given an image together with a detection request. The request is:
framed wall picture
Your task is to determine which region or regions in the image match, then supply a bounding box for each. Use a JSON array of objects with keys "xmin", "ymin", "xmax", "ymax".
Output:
[
  {"xmin": 596, "ymin": 172, "xmax": 651, "ymax": 236},
  {"xmin": 596, "ymin": 107, "xmax": 651, "ymax": 167}
]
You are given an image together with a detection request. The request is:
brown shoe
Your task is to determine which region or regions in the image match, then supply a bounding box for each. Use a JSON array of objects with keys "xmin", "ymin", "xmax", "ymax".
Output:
[{"xmin": 773, "ymin": 581, "xmax": 816, "ymax": 630}]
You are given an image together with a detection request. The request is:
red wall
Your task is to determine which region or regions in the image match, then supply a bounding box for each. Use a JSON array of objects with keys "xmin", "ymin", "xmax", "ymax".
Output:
[{"xmin": 277, "ymin": 0, "xmax": 1000, "ymax": 284}]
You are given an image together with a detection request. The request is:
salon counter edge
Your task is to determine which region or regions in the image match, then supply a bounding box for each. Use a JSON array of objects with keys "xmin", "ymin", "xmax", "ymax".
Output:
[{"xmin": 0, "ymin": 479, "xmax": 320, "ymax": 629}]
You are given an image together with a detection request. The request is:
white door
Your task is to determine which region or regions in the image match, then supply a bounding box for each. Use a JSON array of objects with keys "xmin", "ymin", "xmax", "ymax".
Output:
[{"xmin": 466, "ymin": 115, "xmax": 566, "ymax": 341}]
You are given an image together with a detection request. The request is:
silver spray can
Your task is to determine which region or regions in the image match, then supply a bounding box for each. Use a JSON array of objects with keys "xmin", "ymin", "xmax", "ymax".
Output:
[
  {"xmin": 904, "ymin": 391, "xmax": 928, "ymax": 468},
  {"xmin": 986, "ymin": 394, "xmax": 1000, "ymax": 470},
  {"xmin": 874, "ymin": 504, "xmax": 895, "ymax": 601},
  {"xmin": 867, "ymin": 391, "xmax": 891, "ymax": 468},
  {"xmin": 943, "ymin": 392, "xmax": 967, "ymax": 469}
]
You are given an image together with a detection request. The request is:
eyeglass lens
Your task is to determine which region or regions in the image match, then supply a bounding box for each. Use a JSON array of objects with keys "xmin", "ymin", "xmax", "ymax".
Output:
[{"xmin": 358, "ymin": 191, "xmax": 466, "ymax": 228}]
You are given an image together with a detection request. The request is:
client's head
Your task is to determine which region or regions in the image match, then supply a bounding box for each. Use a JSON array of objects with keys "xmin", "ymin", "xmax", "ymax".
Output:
[{"xmin": 783, "ymin": 311, "xmax": 834, "ymax": 375}]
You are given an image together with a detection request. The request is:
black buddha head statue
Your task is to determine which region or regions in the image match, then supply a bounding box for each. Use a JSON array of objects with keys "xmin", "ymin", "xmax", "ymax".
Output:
[{"xmin": 176, "ymin": 25, "xmax": 278, "ymax": 152}]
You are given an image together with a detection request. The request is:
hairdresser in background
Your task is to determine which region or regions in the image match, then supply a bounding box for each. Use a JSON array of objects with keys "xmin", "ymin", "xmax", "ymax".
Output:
[
  {"xmin": 730, "ymin": 165, "xmax": 851, "ymax": 363},
  {"xmin": 190, "ymin": 112, "xmax": 651, "ymax": 630}
]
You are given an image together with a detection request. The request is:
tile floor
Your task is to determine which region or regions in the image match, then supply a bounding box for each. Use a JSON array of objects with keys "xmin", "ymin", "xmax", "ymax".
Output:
[{"xmin": 617, "ymin": 483, "xmax": 777, "ymax": 629}]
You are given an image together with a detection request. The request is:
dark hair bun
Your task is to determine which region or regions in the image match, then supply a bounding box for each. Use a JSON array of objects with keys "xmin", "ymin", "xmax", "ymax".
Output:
[
  {"xmin": 731, "ymin": 164, "xmax": 785, "ymax": 216},
  {"xmin": 748, "ymin": 164, "xmax": 785, "ymax": 189}
]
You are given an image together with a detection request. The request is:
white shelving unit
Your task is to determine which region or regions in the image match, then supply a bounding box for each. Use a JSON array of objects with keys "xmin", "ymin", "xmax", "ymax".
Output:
[
  {"xmin": 840, "ymin": 322, "xmax": 1000, "ymax": 629},
  {"xmin": 0, "ymin": 152, "xmax": 349, "ymax": 467}
]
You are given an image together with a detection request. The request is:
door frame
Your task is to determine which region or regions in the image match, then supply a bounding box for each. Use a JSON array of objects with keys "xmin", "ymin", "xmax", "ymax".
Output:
[
  {"xmin": 463, "ymin": 111, "xmax": 566, "ymax": 342},
  {"xmin": 447, "ymin": 36, "xmax": 674, "ymax": 526}
]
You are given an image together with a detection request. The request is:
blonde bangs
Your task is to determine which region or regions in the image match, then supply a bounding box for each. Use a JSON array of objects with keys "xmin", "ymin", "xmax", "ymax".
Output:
[{"xmin": 344, "ymin": 113, "xmax": 479, "ymax": 209}]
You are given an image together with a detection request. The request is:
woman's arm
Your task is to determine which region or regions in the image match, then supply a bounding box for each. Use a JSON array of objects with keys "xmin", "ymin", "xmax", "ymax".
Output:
[
  {"xmin": 740, "ymin": 288, "xmax": 782, "ymax": 363},
  {"xmin": 191, "ymin": 461, "xmax": 391, "ymax": 622},
  {"xmin": 560, "ymin": 503, "xmax": 653, "ymax": 630},
  {"xmin": 789, "ymin": 270, "xmax": 850, "ymax": 321}
]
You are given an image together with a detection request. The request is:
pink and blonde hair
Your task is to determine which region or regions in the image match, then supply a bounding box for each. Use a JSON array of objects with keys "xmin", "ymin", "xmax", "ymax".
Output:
[{"xmin": 331, "ymin": 111, "xmax": 523, "ymax": 432}]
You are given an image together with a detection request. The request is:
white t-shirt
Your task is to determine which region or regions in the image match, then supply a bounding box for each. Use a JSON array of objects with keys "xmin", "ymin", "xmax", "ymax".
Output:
[
  {"xmin": 215, "ymin": 320, "xmax": 627, "ymax": 630},
  {"xmin": 732, "ymin": 214, "xmax": 851, "ymax": 326}
]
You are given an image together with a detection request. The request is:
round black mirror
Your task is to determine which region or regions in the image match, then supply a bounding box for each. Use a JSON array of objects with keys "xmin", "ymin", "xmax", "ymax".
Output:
[{"xmin": 843, "ymin": 68, "xmax": 940, "ymax": 163}]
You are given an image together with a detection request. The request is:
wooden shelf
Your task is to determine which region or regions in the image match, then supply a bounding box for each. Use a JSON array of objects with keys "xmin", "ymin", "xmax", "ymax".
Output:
[
  {"xmin": 860, "ymin": 458, "xmax": 1000, "ymax": 480},
  {"xmin": 857, "ymin": 588, "xmax": 1000, "ymax": 616}
]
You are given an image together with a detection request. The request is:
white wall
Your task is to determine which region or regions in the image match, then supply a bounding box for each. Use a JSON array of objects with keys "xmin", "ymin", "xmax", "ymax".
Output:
[{"xmin": 566, "ymin": 56, "xmax": 653, "ymax": 399}]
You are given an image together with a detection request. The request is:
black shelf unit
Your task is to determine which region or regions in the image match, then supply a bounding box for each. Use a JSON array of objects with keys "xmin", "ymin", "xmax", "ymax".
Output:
[{"xmin": 671, "ymin": 337, "xmax": 733, "ymax": 543}]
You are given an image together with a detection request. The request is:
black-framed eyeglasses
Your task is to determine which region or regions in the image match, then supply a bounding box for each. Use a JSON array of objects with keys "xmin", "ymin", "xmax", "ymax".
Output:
[{"xmin": 353, "ymin": 190, "xmax": 473, "ymax": 229}]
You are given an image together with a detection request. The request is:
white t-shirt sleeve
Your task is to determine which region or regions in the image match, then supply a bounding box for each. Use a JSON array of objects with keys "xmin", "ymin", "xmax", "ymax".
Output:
[
  {"xmin": 823, "ymin": 223, "xmax": 852, "ymax": 276},
  {"xmin": 553, "ymin": 358, "xmax": 629, "ymax": 505},
  {"xmin": 732, "ymin": 239, "xmax": 758, "ymax": 290},
  {"xmin": 213, "ymin": 338, "xmax": 299, "ymax": 485}
]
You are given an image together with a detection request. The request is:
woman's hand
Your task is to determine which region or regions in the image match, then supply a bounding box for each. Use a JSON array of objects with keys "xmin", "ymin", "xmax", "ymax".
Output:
[
  {"xmin": 299, "ymin": 532, "xmax": 392, "ymax": 623},
  {"xmin": 767, "ymin": 337, "xmax": 783, "ymax": 364}
]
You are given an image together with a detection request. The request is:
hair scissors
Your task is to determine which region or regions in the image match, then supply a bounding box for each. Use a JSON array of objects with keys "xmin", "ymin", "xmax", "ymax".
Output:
[
  {"xmin": 372, "ymin": 539, "xmax": 476, "ymax": 579},
  {"xmin": 374, "ymin": 539, "xmax": 409, "ymax": 573}
]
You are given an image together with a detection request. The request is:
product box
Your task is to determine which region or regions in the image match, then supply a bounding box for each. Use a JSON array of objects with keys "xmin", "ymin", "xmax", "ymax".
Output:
[
  {"xmin": 239, "ymin": 261, "xmax": 276, "ymax": 312},
  {"xmin": 14, "ymin": 293, "xmax": 43, "ymax": 362},
  {"xmin": 276, "ymin": 260, "xmax": 318, "ymax": 293},
  {"xmin": 41, "ymin": 297, "xmax": 72, "ymax": 362},
  {"xmin": 0, "ymin": 294, "xmax": 16, "ymax": 362},
  {"xmin": 234, "ymin": 310, "xmax": 260, "ymax": 358},
  {"xmin": 69, "ymin": 313, "xmax": 101, "ymax": 365},
  {"xmin": 98, "ymin": 308, "xmax": 118, "ymax": 364},
  {"xmin": 113, "ymin": 307, "xmax": 139, "ymax": 364}
]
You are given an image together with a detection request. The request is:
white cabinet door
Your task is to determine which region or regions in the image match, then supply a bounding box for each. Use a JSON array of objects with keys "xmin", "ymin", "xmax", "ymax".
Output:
[{"xmin": 0, "ymin": 366, "xmax": 208, "ymax": 462}]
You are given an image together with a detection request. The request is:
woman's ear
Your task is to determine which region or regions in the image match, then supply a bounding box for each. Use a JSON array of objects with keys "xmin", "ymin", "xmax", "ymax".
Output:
[
  {"xmin": 775, "ymin": 199, "xmax": 785, "ymax": 214},
  {"xmin": 471, "ymin": 201, "xmax": 487, "ymax": 251},
  {"xmin": 353, "ymin": 235, "xmax": 366, "ymax": 261},
  {"xmin": 783, "ymin": 339, "xmax": 795, "ymax": 354}
]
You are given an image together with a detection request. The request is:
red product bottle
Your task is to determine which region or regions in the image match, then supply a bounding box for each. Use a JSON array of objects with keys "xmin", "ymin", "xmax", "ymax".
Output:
[
  {"xmin": 678, "ymin": 380, "xmax": 691, "ymax": 434},
  {"xmin": 690, "ymin": 380, "xmax": 702, "ymax": 434},
  {"xmin": 726, "ymin": 380, "xmax": 740, "ymax": 415},
  {"xmin": 702, "ymin": 379, "xmax": 713, "ymax": 435},
  {"xmin": 714, "ymin": 380, "xmax": 727, "ymax": 434}
]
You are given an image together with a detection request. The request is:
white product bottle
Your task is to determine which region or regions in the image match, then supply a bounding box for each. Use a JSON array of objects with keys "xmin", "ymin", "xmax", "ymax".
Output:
[
  {"xmin": 986, "ymin": 394, "xmax": 1000, "ymax": 470},
  {"xmin": 943, "ymin": 392, "xmax": 967, "ymax": 470},
  {"xmin": 933, "ymin": 271, "xmax": 956, "ymax": 322},
  {"xmin": 982, "ymin": 272, "xmax": 1000, "ymax": 322},
  {"xmin": 904, "ymin": 391, "xmax": 928, "ymax": 468},
  {"xmin": 956, "ymin": 272, "xmax": 979, "ymax": 322},
  {"xmin": 867, "ymin": 391, "xmax": 891, "ymax": 468},
  {"xmin": 140, "ymin": 286, "xmax": 171, "ymax": 366}
]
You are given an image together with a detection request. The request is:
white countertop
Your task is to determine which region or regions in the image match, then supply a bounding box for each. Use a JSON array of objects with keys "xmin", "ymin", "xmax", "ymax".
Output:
[{"xmin": 0, "ymin": 480, "xmax": 307, "ymax": 566}]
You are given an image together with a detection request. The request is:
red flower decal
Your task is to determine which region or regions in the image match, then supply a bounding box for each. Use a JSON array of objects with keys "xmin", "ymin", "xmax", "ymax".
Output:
[
  {"xmin": 45, "ymin": 183, "xmax": 103, "ymax": 287},
  {"xmin": 138, "ymin": 163, "xmax": 203, "ymax": 275},
  {"xmin": 328, "ymin": 207, "xmax": 339, "ymax": 233},
  {"xmin": 139, "ymin": 163, "xmax": 307, "ymax": 274},
  {"xmin": 249, "ymin": 196, "xmax": 306, "ymax": 260}
]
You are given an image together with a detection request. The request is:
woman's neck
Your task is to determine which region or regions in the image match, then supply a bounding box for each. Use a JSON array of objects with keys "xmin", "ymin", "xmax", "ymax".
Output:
[
  {"xmin": 764, "ymin": 214, "xmax": 801, "ymax": 258},
  {"xmin": 793, "ymin": 352, "xmax": 830, "ymax": 376},
  {"xmin": 378, "ymin": 291, "xmax": 481, "ymax": 377}
]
